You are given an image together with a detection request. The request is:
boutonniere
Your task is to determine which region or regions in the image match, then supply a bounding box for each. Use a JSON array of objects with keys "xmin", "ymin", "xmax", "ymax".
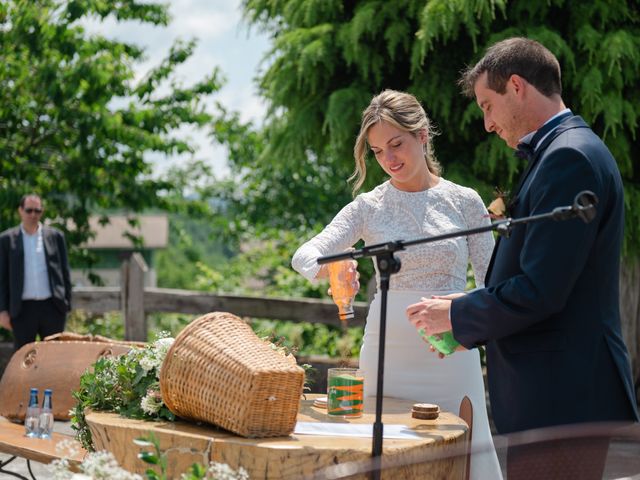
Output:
[{"xmin": 486, "ymin": 187, "xmax": 511, "ymax": 220}]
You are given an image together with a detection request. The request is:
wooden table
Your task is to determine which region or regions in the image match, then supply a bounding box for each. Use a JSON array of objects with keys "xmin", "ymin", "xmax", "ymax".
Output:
[
  {"xmin": 0, "ymin": 416, "xmax": 86, "ymax": 477},
  {"xmin": 86, "ymin": 394, "xmax": 468, "ymax": 479}
]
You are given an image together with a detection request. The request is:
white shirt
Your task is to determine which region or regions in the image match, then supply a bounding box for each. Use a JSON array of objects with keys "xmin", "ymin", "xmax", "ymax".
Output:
[
  {"xmin": 21, "ymin": 224, "xmax": 52, "ymax": 300},
  {"xmin": 519, "ymin": 108, "xmax": 572, "ymax": 147}
]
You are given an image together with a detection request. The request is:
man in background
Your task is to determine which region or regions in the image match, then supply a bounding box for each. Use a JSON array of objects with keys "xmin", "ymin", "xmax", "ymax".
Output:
[{"xmin": 0, "ymin": 194, "xmax": 72, "ymax": 350}]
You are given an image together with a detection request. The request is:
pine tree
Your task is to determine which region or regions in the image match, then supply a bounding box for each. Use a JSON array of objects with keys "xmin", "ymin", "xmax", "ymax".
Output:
[
  {"xmin": 234, "ymin": 0, "xmax": 638, "ymax": 252},
  {"xmin": 231, "ymin": 0, "xmax": 640, "ymax": 380}
]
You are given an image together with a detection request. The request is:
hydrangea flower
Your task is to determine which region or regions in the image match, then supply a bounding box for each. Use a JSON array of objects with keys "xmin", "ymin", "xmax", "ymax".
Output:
[
  {"xmin": 141, "ymin": 390, "xmax": 162, "ymax": 415},
  {"xmin": 50, "ymin": 450, "xmax": 142, "ymax": 479}
]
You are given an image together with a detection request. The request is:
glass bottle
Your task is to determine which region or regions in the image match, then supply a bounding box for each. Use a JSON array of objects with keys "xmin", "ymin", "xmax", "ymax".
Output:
[
  {"xmin": 38, "ymin": 389, "xmax": 54, "ymax": 439},
  {"xmin": 24, "ymin": 388, "xmax": 40, "ymax": 438},
  {"xmin": 327, "ymin": 260, "xmax": 357, "ymax": 322}
]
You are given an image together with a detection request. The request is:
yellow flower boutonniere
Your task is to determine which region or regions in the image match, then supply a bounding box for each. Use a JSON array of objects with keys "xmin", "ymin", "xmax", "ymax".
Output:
[{"xmin": 487, "ymin": 188, "xmax": 510, "ymax": 220}]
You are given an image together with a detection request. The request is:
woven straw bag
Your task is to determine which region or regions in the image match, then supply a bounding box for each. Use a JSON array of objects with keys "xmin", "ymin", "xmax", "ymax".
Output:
[{"xmin": 160, "ymin": 311, "xmax": 305, "ymax": 438}]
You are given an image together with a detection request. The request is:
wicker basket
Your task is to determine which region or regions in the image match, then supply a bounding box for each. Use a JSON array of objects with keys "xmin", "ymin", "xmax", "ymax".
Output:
[{"xmin": 160, "ymin": 311, "xmax": 305, "ymax": 438}]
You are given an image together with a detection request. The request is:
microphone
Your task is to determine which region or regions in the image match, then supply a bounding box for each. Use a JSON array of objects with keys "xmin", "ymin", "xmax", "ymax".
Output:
[{"xmin": 551, "ymin": 190, "xmax": 598, "ymax": 223}]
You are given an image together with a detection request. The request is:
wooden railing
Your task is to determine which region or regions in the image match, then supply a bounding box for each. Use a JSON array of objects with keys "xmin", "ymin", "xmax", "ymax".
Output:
[{"xmin": 71, "ymin": 253, "xmax": 368, "ymax": 341}]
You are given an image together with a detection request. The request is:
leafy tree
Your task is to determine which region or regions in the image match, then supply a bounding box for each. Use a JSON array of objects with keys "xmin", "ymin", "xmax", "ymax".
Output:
[
  {"xmin": 217, "ymin": 0, "xmax": 639, "ymax": 376},
  {"xmin": 0, "ymin": 0, "xmax": 223, "ymax": 267},
  {"xmin": 231, "ymin": 0, "xmax": 638, "ymax": 256},
  {"xmin": 154, "ymin": 214, "xmax": 231, "ymax": 290}
]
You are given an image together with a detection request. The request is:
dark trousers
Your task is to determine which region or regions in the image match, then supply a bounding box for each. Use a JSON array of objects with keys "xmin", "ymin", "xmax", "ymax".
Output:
[{"xmin": 11, "ymin": 298, "xmax": 66, "ymax": 350}]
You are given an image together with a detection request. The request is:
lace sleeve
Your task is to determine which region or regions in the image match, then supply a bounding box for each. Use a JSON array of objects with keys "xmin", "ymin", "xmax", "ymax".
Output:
[
  {"xmin": 291, "ymin": 197, "xmax": 366, "ymax": 281},
  {"xmin": 462, "ymin": 189, "xmax": 495, "ymax": 288}
]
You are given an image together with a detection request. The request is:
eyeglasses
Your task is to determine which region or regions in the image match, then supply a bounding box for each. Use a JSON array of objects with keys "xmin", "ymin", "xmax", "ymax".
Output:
[{"xmin": 24, "ymin": 208, "xmax": 43, "ymax": 214}]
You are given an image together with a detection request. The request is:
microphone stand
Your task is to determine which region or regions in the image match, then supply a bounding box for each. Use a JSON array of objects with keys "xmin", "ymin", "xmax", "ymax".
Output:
[{"xmin": 316, "ymin": 191, "xmax": 597, "ymax": 479}]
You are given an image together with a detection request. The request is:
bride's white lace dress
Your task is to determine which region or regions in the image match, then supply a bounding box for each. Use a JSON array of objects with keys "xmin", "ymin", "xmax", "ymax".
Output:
[{"xmin": 293, "ymin": 179, "xmax": 502, "ymax": 479}]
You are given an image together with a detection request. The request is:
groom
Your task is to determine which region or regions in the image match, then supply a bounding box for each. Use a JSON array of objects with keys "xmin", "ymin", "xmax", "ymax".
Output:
[{"xmin": 407, "ymin": 37, "xmax": 638, "ymax": 475}]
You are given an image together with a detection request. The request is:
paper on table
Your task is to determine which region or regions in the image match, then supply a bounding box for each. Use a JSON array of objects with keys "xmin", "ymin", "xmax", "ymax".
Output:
[{"xmin": 294, "ymin": 422, "xmax": 425, "ymax": 440}]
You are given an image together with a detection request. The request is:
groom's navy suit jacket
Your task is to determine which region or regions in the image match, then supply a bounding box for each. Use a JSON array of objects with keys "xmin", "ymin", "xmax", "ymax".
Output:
[{"xmin": 451, "ymin": 113, "xmax": 639, "ymax": 434}]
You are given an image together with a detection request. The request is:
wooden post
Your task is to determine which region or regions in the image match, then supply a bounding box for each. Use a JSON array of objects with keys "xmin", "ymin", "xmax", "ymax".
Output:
[{"xmin": 121, "ymin": 253, "xmax": 148, "ymax": 342}]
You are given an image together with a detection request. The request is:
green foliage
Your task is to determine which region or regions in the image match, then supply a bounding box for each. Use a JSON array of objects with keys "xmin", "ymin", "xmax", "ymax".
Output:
[
  {"xmin": 66, "ymin": 309, "xmax": 125, "ymax": 339},
  {"xmin": 70, "ymin": 335, "xmax": 176, "ymax": 451},
  {"xmin": 51, "ymin": 433, "xmax": 249, "ymax": 479},
  {"xmin": 0, "ymin": 329, "xmax": 10, "ymax": 342},
  {"xmin": 162, "ymin": 226, "xmax": 366, "ymax": 359},
  {"xmin": 253, "ymin": 319, "xmax": 363, "ymax": 358},
  {"xmin": 155, "ymin": 213, "xmax": 231, "ymax": 290},
  {"xmin": 1, "ymin": 308, "xmax": 128, "ymax": 342},
  {"xmin": 229, "ymin": 0, "xmax": 639, "ymax": 257},
  {"xmin": 136, "ymin": 433, "xmax": 249, "ymax": 480},
  {"xmin": 0, "ymin": 0, "xmax": 224, "ymax": 269},
  {"xmin": 189, "ymin": 228, "xmax": 335, "ymax": 298}
]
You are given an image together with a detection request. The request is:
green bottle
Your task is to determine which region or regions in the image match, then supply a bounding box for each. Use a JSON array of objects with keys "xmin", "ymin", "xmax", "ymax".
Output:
[{"xmin": 418, "ymin": 329, "xmax": 460, "ymax": 356}]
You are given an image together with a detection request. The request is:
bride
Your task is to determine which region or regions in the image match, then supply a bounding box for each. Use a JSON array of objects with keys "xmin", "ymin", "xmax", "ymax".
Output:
[{"xmin": 292, "ymin": 90, "xmax": 502, "ymax": 479}]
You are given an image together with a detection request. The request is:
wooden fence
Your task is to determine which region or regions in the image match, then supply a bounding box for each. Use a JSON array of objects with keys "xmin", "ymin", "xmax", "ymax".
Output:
[{"xmin": 72, "ymin": 253, "xmax": 368, "ymax": 342}]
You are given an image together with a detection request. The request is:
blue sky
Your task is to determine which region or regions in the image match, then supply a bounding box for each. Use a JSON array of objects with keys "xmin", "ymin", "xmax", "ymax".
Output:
[{"xmin": 82, "ymin": 0, "xmax": 270, "ymax": 178}]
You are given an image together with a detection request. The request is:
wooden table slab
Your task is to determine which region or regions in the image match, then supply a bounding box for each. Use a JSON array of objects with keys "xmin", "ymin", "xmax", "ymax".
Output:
[
  {"xmin": 0, "ymin": 416, "xmax": 86, "ymax": 465},
  {"xmin": 86, "ymin": 394, "xmax": 468, "ymax": 479}
]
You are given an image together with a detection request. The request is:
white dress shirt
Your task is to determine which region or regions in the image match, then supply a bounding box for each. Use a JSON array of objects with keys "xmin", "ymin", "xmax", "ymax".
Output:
[
  {"xmin": 21, "ymin": 224, "xmax": 52, "ymax": 300},
  {"xmin": 519, "ymin": 108, "xmax": 572, "ymax": 147}
]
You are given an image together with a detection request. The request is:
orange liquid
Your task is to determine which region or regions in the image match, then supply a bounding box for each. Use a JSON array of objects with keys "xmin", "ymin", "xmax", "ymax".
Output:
[{"xmin": 328, "ymin": 261, "xmax": 357, "ymax": 321}]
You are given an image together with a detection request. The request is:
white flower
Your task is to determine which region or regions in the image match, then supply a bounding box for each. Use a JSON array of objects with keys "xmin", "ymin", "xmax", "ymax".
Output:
[
  {"xmin": 140, "ymin": 392, "xmax": 162, "ymax": 415},
  {"xmin": 81, "ymin": 450, "xmax": 143, "ymax": 479},
  {"xmin": 153, "ymin": 337, "xmax": 174, "ymax": 359},
  {"xmin": 152, "ymin": 337, "xmax": 174, "ymax": 376},
  {"xmin": 55, "ymin": 439, "xmax": 82, "ymax": 460},
  {"xmin": 204, "ymin": 462, "xmax": 250, "ymax": 480},
  {"xmin": 154, "ymin": 336, "xmax": 174, "ymax": 347},
  {"xmin": 50, "ymin": 451, "xmax": 142, "ymax": 480},
  {"xmin": 50, "ymin": 457, "xmax": 72, "ymax": 479},
  {"xmin": 139, "ymin": 354, "xmax": 157, "ymax": 373}
]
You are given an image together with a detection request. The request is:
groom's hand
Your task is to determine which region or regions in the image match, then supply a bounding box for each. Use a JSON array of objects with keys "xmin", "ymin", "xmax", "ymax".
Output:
[{"xmin": 405, "ymin": 294, "xmax": 464, "ymax": 336}]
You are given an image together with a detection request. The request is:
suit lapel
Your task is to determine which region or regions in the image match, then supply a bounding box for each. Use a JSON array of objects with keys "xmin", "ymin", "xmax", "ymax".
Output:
[
  {"xmin": 510, "ymin": 112, "xmax": 574, "ymax": 200},
  {"xmin": 11, "ymin": 228, "xmax": 24, "ymax": 297},
  {"xmin": 485, "ymin": 115, "xmax": 589, "ymax": 285},
  {"xmin": 484, "ymin": 236, "xmax": 501, "ymax": 286},
  {"xmin": 42, "ymin": 227, "xmax": 54, "ymax": 259},
  {"xmin": 513, "ymin": 116, "xmax": 589, "ymax": 200},
  {"xmin": 42, "ymin": 228, "xmax": 58, "ymax": 286}
]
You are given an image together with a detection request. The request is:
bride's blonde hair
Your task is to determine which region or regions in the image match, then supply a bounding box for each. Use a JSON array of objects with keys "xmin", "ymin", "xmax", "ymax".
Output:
[{"xmin": 350, "ymin": 90, "xmax": 440, "ymax": 195}]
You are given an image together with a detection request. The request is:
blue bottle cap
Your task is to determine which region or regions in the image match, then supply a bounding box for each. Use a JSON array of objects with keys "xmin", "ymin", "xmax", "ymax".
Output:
[
  {"xmin": 30, "ymin": 387, "xmax": 38, "ymax": 393},
  {"xmin": 44, "ymin": 389, "xmax": 52, "ymax": 394}
]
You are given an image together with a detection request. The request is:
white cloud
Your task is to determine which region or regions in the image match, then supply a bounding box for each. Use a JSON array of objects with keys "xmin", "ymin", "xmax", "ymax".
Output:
[
  {"xmin": 80, "ymin": 0, "xmax": 270, "ymax": 178},
  {"xmin": 169, "ymin": 6, "xmax": 235, "ymax": 40}
]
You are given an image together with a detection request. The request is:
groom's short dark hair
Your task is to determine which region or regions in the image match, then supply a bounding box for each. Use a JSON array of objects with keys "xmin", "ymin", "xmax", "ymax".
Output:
[{"xmin": 459, "ymin": 37, "xmax": 562, "ymax": 98}]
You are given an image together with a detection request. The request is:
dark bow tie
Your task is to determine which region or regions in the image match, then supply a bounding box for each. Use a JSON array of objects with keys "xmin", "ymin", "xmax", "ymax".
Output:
[
  {"xmin": 515, "ymin": 142, "xmax": 535, "ymax": 160},
  {"xmin": 513, "ymin": 111, "xmax": 573, "ymax": 162}
]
